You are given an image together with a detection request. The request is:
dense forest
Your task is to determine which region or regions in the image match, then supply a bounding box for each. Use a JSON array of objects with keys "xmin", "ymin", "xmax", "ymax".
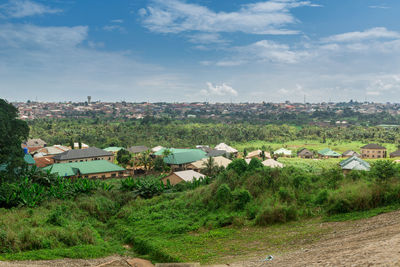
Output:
[{"xmin": 28, "ymin": 117, "xmax": 400, "ymax": 148}]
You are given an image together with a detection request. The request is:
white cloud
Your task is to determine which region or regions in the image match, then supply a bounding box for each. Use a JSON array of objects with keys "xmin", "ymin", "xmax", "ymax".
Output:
[
  {"xmin": 321, "ymin": 27, "xmax": 400, "ymax": 43},
  {"xmin": 0, "ymin": 23, "xmax": 201, "ymax": 102},
  {"xmin": 188, "ymin": 33, "xmax": 226, "ymax": 44},
  {"xmin": 103, "ymin": 25, "xmax": 126, "ymax": 33},
  {"xmin": 0, "ymin": 24, "xmax": 88, "ymax": 49},
  {"xmin": 369, "ymin": 5, "xmax": 389, "ymax": 9},
  {"xmin": 139, "ymin": 0, "xmax": 318, "ymax": 35},
  {"xmin": 0, "ymin": 0, "xmax": 61, "ymax": 18},
  {"xmin": 111, "ymin": 19, "xmax": 124, "ymax": 23},
  {"xmin": 200, "ymin": 82, "xmax": 238, "ymax": 97}
]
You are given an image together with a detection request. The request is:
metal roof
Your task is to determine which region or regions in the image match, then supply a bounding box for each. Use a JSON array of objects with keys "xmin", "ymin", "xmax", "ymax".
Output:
[
  {"xmin": 172, "ymin": 170, "xmax": 205, "ymax": 182},
  {"xmin": 361, "ymin": 144, "xmax": 386, "ymax": 149},
  {"xmin": 161, "ymin": 149, "xmax": 207, "ymax": 165},
  {"xmin": 318, "ymin": 148, "xmax": 341, "ymax": 157},
  {"xmin": 340, "ymin": 156, "xmax": 370, "ymax": 171},
  {"xmin": 43, "ymin": 160, "xmax": 125, "ymax": 177},
  {"xmin": 53, "ymin": 147, "xmax": 113, "ymax": 161},
  {"xmin": 128, "ymin": 146, "xmax": 149, "ymax": 153}
]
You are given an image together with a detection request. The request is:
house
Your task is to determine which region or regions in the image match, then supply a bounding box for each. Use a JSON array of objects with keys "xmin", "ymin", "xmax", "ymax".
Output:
[
  {"xmin": 360, "ymin": 144, "xmax": 387, "ymax": 159},
  {"xmin": 342, "ymin": 150, "xmax": 360, "ymax": 158},
  {"xmin": 215, "ymin": 143, "xmax": 238, "ymax": 154},
  {"xmin": 32, "ymin": 145, "xmax": 70, "ymax": 158},
  {"xmin": 128, "ymin": 146, "xmax": 149, "ymax": 154},
  {"xmin": 297, "ymin": 148, "xmax": 313, "ymax": 159},
  {"xmin": 73, "ymin": 142, "xmax": 89, "ymax": 149},
  {"xmin": 151, "ymin": 146, "xmax": 164, "ymax": 153},
  {"xmin": 53, "ymin": 147, "xmax": 114, "ymax": 163},
  {"xmin": 390, "ymin": 150, "xmax": 400, "ymax": 158},
  {"xmin": 0, "ymin": 150, "xmax": 35, "ymax": 172},
  {"xmin": 43, "ymin": 160, "xmax": 126, "ymax": 178},
  {"xmin": 162, "ymin": 170, "xmax": 205, "ymax": 185},
  {"xmin": 340, "ymin": 156, "xmax": 370, "ymax": 174},
  {"xmin": 104, "ymin": 147, "xmax": 124, "ymax": 155},
  {"xmin": 188, "ymin": 156, "xmax": 232, "ymax": 171},
  {"xmin": 206, "ymin": 149, "xmax": 229, "ymax": 157},
  {"xmin": 318, "ymin": 148, "xmax": 341, "ymax": 158},
  {"xmin": 274, "ymin": 148, "xmax": 292, "ymax": 157},
  {"xmin": 23, "ymin": 138, "xmax": 47, "ymax": 153},
  {"xmin": 246, "ymin": 150, "xmax": 271, "ymax": 159},
  {"xmin": 156, "ymin": 149, "xmax": 207, "ymax": 170},
  {"xmin": 34, "ymin": 156, "xmax": 55, "ymax": 168},
  {"xmin": 25, "ymin": 138, "xmax": 47, "ymax": 148},
  {"xmin": 262, "ymin": 159, "xmax": 284, "ymax": 168}
]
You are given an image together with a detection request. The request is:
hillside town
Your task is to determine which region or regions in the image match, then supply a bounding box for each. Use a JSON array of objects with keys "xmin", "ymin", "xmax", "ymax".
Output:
[
  {"xmin": 16, "ymin": 137, "xmax": 400, "ymax": 185},
  {"xmin": 13, "ymin": 100, "xmax": 400, "ymax": 123}
]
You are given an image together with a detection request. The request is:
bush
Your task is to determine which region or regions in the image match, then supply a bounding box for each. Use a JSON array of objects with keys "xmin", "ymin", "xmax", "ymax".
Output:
[
  {"xmin": 227, "ymin": 159, "xmax": 248, "ymax": 174},
  {"xmin": 247, "ymin": 158, "xmax": 263, "ymax": 171},
  {"xmin": 371, "ymin": 160, "xmax": 399, "ymax": 183},
  {"xmin": 255, "ymin": 204, "xmax": 297, "ymax": 226},
  {"xmin": 216, "ymin": 184, "xmax": 232, "ymax": 206},
  {"xmin": 232, "ymin": 189, "xmax": 252, "ymax": 210}
]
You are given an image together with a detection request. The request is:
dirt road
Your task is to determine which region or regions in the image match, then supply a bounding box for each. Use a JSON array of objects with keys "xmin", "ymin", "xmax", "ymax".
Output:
[{"xmin": 2, "ymin": 210, "xmax": 400, "ymax": 267}]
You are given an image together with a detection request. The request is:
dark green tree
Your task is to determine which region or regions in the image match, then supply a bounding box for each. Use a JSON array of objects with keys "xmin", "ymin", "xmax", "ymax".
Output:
[
  {"xmin": 116, "ymin": 149, "xmax": 131, "ymax": 166},
  {"xmin": 0, "ymin": 99, "xmax": 29, "ymax": 174}
]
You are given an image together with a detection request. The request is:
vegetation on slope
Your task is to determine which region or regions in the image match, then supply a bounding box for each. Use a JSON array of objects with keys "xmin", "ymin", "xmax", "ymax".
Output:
[{"xmin": 2, "ymin": 159, "xmax": 400, "ymax": 263}]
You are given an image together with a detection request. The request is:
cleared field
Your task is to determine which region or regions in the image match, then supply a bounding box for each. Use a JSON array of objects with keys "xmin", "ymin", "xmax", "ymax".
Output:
[{"xmin": 232, "ymin": 140, "xmax": 398, "ymax": 154}]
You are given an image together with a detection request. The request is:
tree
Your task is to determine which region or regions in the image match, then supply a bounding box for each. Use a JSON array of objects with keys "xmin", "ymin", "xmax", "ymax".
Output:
[
  {"xmin": 0, "ymin": 99, "xmax": 29, "ymax": 173},
  {"xmin": 202, "ymin": 157, "xmax": 218, "ymax": 177},
  {"xmin": 69, "ymin": 138, "xmax": 74, "ymax": 149},
  {"xmin": 243, "ymin": 148, "xmax": 248, "ymax": 158},
  {"xmin": 136, "ymin": 150, "xmax": 154, "ymax": 174},
  {"xmin": 371, "ymin": 160, "xmax": 398, "ymax": 184},
  {"xmin": 78, "ymin": 138, "xmax": 82, "ymax": 149},
  {"xmin": 117, "ymin": 149, "xmax": 131, "ymax": 167}
]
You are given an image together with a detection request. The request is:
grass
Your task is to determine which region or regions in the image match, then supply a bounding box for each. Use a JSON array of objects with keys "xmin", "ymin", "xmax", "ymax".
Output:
[
  {"xmin": 324, "ymin": 204, "xmax": 400, "ymax": 222},
  {"xmin": 233, "ymin": 139, "xmax": 399, "ymax": 154}
]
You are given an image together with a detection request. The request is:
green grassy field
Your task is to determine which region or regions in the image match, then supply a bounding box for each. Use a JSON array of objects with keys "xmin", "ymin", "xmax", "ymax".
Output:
[{"xmin": 233, "ymin": 140, "xmax": 399, "ymax": 154}]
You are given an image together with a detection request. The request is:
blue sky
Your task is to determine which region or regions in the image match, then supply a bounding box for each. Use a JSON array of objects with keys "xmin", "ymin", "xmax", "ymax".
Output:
[{"xmin": 1, "ymin": 0, "xmax": 400, "ymax": 103}]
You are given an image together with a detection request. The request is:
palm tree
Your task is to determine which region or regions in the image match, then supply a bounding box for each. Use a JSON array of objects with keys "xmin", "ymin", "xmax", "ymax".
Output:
[
  {"xmin": 202, "ymin": 157, "xmax": 218, "ymax": 177},
  {"xmin": 137, "ymin": 150, "xmax": 154, "ymax": 174}
]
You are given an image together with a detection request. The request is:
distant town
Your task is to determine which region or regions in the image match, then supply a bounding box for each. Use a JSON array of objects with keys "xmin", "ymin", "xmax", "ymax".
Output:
[{"xmin": 12, "ymin": 98, "xmax": 400, "ymax": 124}]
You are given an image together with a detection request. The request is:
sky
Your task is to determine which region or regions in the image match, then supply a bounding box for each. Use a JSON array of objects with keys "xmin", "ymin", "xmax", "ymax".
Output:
[{"xmin": 0, "ymin": 0, "xmax": 400, "ymax": 103}]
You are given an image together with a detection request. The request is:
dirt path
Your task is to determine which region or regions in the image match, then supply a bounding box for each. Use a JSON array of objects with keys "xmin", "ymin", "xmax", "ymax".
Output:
[
  {"xmin": 214, "ymin": 210, "xmax": 400, "ymax": 267},
  {"xmin": 2, "ymin": 211, "xmax": 400, "ymax": 267}
]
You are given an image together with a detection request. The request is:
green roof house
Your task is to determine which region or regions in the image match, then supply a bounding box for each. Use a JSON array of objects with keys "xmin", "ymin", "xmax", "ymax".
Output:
[
  {"xmin": 340, "ymin": 156, "xmax": 370, "ymax": 174},
  {"xmin": 318, "ymin": 148, "xmax": 341, "ymax": 158},
  {"xmin": 157, "ymin": 149, "xmax": 207, "ymax": 168},
  {"xmin": 43, "ymin": 160, "xmax": 126, "ymax": 178}
]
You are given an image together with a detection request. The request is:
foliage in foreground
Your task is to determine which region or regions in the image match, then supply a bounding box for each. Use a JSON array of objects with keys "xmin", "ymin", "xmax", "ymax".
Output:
[{"xmin": 1, "ymin": 159, "xmax": 400, "ymax": 263}]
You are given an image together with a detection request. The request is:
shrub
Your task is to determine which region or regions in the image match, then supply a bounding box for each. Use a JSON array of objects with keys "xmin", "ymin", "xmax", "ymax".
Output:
[
  {"xmin": 255, "ymin": 204, "xmax": 297, "ymax": 226},
  {"xmin": 247, "ymin": 158, "xmax": 263, "ymax": 171},
  {"xmin": 216, "ymin": 184, "xmax": 232, "ymax": 206},
  {"xmin": 314, "ymin": 189, "xmax": 329, "ymax": 205},
  {"xmin": 371, "ymin": 160, "xmax": 399, "ymax": 183},
  {"xmin": 227, "ymin": 159, "xmax": 248, "ymax": 174},
  {"xmin": 232, "ymin": 189, "xmax": 252, "ymax": 210}
]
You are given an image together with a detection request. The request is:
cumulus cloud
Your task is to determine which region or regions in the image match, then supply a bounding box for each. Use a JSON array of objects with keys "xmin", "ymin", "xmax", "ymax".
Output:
[
  {"xmin": 139, "ymin": 0, "xmax": 319, "ymax": 36},
  {"xmin": 321, "ymin": 27, "xmax": 400, "ymax": 43},
  {"xmin": 0, "ymin": 0, "xmax": 61, "ymax": 18},
  {"xmin": 200, "ymin": 82, "xmax": 238, "ymax": 97}
]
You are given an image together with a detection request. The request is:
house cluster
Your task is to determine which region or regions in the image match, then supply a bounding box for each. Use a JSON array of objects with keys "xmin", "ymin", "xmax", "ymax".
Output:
[
  {"xmin": 13, "ymin": 137, "xmax": 400, "ymax": 185},
  {"xmin": 13, "ymin": 100, "xmax": 400, "ymax": 121}
]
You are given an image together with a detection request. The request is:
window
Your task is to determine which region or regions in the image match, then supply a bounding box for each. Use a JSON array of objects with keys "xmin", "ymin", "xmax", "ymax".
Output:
[
  {"xmin": 69, "ymin": 161, "xmax": 72, "ymax": 163},
  {"xmin": 109, "ymin": 157, "xmax": 111, "ymax": 160},
  {"xmin": 111, "ymin": 173, "xmax": 116, "ymax": 178},
  {"xmin": 84, "ymin": 175, "xmax": 88, "ymax": 178},
  {"xmin": 102, "ymin": 175, "xmax": 106, "ymax": 179}
]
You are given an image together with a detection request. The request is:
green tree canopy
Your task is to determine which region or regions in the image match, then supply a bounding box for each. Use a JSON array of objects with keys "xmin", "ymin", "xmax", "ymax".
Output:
[{"xmin": 0, "ymin": 99, "xmax": 29, "ymax": 172}]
